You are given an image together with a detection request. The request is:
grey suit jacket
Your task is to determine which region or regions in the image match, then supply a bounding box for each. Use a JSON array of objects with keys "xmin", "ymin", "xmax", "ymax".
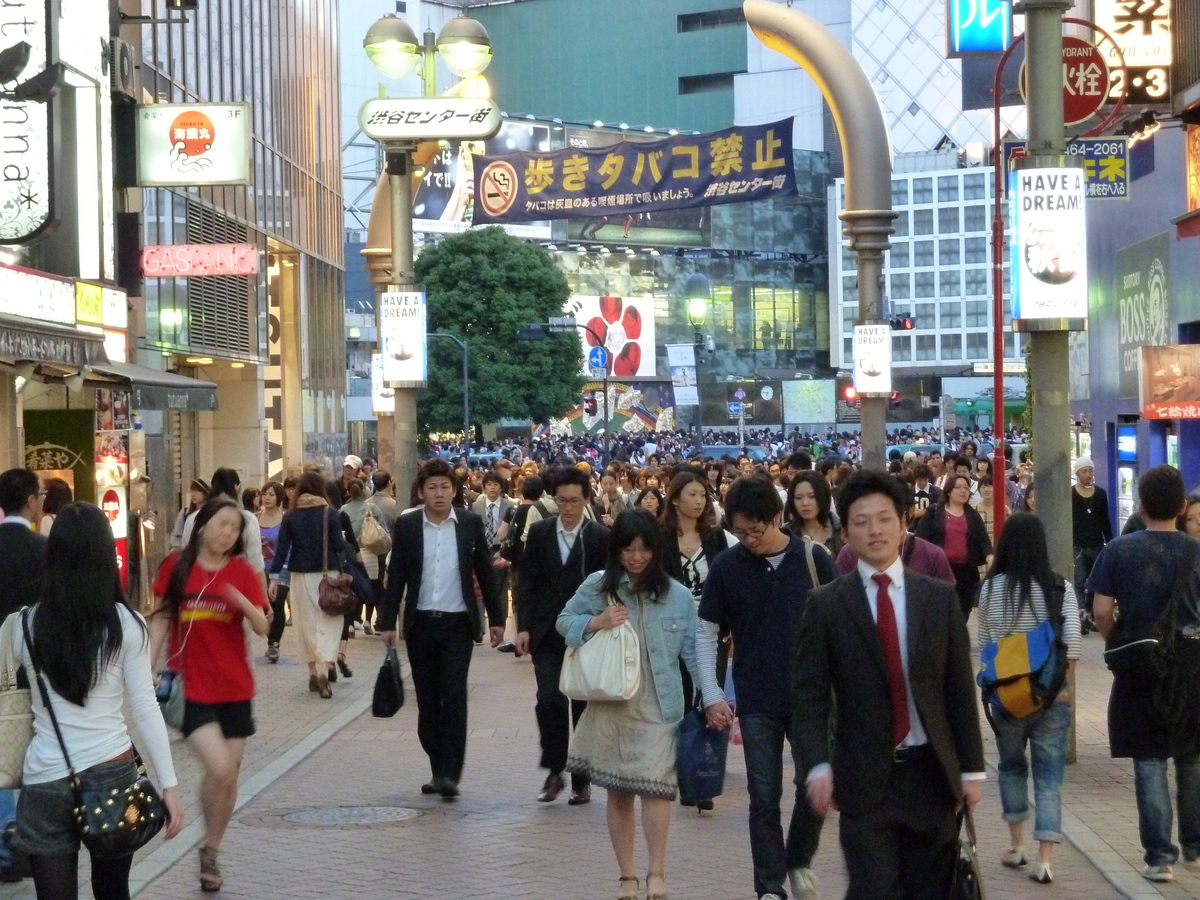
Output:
[{"xmin": 471, "ymin": 495, "xmax": 515, "ymax": 544}]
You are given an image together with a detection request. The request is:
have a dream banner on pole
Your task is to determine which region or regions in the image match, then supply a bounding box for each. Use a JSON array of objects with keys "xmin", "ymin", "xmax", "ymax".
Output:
[{"xmin": 471, "ymin": 119, "xmax": 797, "ymax": 225}]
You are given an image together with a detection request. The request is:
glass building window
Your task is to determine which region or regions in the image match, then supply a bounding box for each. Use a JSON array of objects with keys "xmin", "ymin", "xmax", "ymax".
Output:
[
  {"xmin": 842, "ymin": 249, "xmax": 856, "ymax": 271},
  {"xmin": 966, "ymin": 332, "xmax": 989, "ymax": 359},
  {"xmin": 892, "ymin": 179, "xmax": 910, "ymax": 205},
  {"xmin": 940, "ymin": 302, "xmax": 961, "ymax": 328},
  {"xmin": 1005, "ymin": 332, "xmax": 1017, "ymax": 357},
  {"xmin": 915, "ymin": 271, "xmax": 935, "ymax": 298},
  {"xmin": 913, "ymin": 209, "xmax": 934, "ymax": 235},
  {"xmin": 914, "ymin": 303, "xmax": 935, "ymax": 329},
  {"xmin": 965, "ymin": 299, "xmax": 988, "ymax": 327},
  {"xmin": 964, "ymin": 172, "xmax": 986, "ymax": 200},
  {"xmin": 939, "ymin": 270, "xmax": 961, "ymax": 297},
  {"xmin": 843, "ymin": 275, "xmax": 858, "ymax": 303},
  {"xmin": 912, "ymin": 178, "xmax": 933, "ymax": 204},
  {"xmin": 894, "ymin": 211, "xmax": 909, "ymax": 237},
  {"xmin": 890, "ymin": 243, "xmax": 910, "ymax": 268},
  {"xmin": 938, "ymin": 207, "xmax": 960, "ymax": 234},
  {"xmin": 914, "ymin": 241, "xmax": 934, "ymax": 267},
  {"xmin": 938, "ymin": 175, "xmax": 959, "ymax": 202},
  {"xmin": 891, "ymin": 273, "xmax": 911, "ymax": 299},
  {"xmin": 845, "ymin": 337, "xmax": 853, "ymax": 359},
  {"xmin": 843, "ymin": 304, "xmax": 858, "ymax": 334},
  {"xmin": 892, "ymin": 335, "xmax": 912, "ymax": 361},
  {"xmin": 941, "ymin": 334, "xmax": 962, "ymax": 359},
  {"xmin": 965, "ymin": 269, "xmax": 987, "ymax": 295},
  {"xmin": 916, "ymin": 335, "xmax": 937, "ymax": 360},
  {"xmin": 964, "ymin": 205, "xmax": 988, "ymax": 232},
  {"xmin": 965, "ymin": 237, "xmax": 988, "ymax": 264},
  {"xmin": 939, "ymin": 239, "xmax": 960, "ymax": 266}
]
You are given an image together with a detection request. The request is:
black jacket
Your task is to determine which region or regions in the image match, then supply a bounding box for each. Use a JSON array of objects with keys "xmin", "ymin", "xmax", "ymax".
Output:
[
  {"xmin": 662, "ymin": 528, "xmax": 731, "ymax": 595},
  {"xmin": 0, "ymin": 523, "xmax": 46, "ymax": 620},
  {"xmin": 270, "ymin": 506, "xmax": 346, "ymax": 574},
  {"xmin": 793, "ymin": 567, "xmax": 985, "ymax": 817},
  {"xmin": 516, "ymin": 516, "xmax": 609, "ymax": 652},
  {"xmin": 913, "ymin": 504, "xmax": 992, "ymax": 568},
  {"xmin": 380, "ymin": 508, "xmax": 502, "ymax": 642}
]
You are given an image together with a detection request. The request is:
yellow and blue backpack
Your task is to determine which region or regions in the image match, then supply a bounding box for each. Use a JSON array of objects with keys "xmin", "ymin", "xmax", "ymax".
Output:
[{"xmin": 977, "ymin": 576, "xmax": 1068, "ymax": 721}]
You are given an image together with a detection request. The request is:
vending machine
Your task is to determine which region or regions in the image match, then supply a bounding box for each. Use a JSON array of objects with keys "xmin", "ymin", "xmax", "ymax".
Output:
[{"xmin": 1116, "ymin": 425, "xmax": 1138, "ymax": 528}]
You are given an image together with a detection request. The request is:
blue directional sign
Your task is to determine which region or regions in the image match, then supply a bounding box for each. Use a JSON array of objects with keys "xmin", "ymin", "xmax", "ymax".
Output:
[
  {"xmin": 728, "ymin": 402, "xmax": 742, "ymax": 418},
  {"xmin": 948, "ymin": 0, "xmax": 1012, "ymax": 57},
  {"xmin": 587, "ymin": 346, "xmax": 609, "ymax": 369}
]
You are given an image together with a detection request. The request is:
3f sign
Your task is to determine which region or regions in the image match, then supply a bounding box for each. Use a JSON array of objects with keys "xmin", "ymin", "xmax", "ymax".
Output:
[{"xmin": 948, "ymin": 0, "xmax": 1012, "ymax": 56}]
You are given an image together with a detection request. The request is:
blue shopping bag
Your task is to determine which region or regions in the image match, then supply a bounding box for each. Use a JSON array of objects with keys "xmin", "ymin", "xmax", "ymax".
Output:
[{"xmin": 676, "ymin": 709, "xmax": 730, "ymax": 802}]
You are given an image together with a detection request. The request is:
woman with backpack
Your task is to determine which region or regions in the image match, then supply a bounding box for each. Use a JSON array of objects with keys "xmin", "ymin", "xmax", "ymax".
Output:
[{"xmin": 978, "ymin": 512, "xmax": 1082, "ymax": 885}]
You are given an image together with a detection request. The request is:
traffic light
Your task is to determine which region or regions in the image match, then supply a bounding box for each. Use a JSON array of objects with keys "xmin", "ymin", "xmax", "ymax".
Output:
[
  {"xmin": 890, "ymin": 316, "xmax": 914, "ymax": 330},
  {"xmin": 583, "ymin": 396, "xmax": 598, "ymax": 415},
  {"xmin": 843, "ymin": 385, "xmax": 857, "ymax": 406}
]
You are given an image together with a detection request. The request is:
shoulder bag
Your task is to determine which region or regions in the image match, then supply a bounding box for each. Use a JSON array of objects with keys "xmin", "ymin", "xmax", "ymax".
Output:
[
  {"xmin": 21, "ymin": 611, "xmax": 165, "ymax": 858},
  {"xmin": 317, "ymin": 508, "xmax": 358, "ymax": 617},
  {"xmin": 559, "ymin": 594, "xmax": 642, "ymax": 702},
  {"xmin": 359, "ymin": 503, "xmax": 392, "ymax": 557},
  {"xmin": 800, "ymin": 535, "xmax": 824, "ymax": 588},
  {"xmin": 0, "ymin": 610, "xmax": 32, "ymax": 789}
]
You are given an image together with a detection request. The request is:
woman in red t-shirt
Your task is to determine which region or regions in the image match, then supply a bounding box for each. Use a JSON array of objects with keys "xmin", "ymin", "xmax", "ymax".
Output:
[{"xmin": 151, "ymin": 498, "xmax": 269, "ymax": 893}]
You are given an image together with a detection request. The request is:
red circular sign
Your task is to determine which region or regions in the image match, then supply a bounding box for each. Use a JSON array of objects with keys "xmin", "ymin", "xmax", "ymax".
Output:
[
  {"xmin": 1061, "ymin": 36, "xmax": 1109, "ymax": 126},
  {"xmin": 101, "ymin": 489, "xmax": 121, "ymax": 524},
  {"xmin": 479, "ymin": 161, "xmax": 518, "ymax": 218},
  {"xmin": 168, "ymin": 110, "xmax": 216, "ymax": 159}
]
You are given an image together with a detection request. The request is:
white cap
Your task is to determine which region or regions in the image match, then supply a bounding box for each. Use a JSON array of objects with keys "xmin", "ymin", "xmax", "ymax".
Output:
[
  {"xmin": 903, "ymin": 450, "xmax": 917, "ymax": 462},
  {"xmin": 1073, "ymin": 456, "xmax": 1094, "ymax": 474},
  {"xmin": 343, "ymin": 455, "xmax": 363, "ymax": 470}
]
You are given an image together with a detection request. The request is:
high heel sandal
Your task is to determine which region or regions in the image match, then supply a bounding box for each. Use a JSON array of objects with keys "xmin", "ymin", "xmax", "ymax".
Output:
[
  {"xmin": 199, "ymin": 845, "xmax": 222, "ymax": 892},
  {"xmin": 647, "ymin": 871, "xmax": 667, "ymax": 900},
  {"xmin": 337, "ymin": 653, "xmax": 353, "ymax": 678},
  {"xmin": 308, "ymin": 674, "xmax": 319, "ymax": 693},
  {"xmin": 617, "ymin": 876, "xmax": 639, "ymax": 900},
  {"xmin": 327, "ymin": 662, "xmax": 337, "ymax": 683},
  {"xmin": 317, "ymin": 673, "xmax": 332, "ymax": 699}
]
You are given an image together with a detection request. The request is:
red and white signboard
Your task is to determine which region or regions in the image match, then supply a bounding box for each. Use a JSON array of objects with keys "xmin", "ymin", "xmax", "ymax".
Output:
[
  {"xmin": 141, "ymin": 244, "xmax": 259, "ymax": 277},
  {"xmin": 1020, "ymin": 36, "xmax": 1109, "ymax": 126}
]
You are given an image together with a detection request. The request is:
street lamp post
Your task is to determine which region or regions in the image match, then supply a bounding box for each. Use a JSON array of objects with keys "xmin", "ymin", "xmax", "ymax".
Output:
[
  {"xmin": 429, "ymin": 332, "xmax": 470, "ymax": 441},
  {"xmin": 685, "ymin": 273, "xmax": 710, "ymax": 458}
]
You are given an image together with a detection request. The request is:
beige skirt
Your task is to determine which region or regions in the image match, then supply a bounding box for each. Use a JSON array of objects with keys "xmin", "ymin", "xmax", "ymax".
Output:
[{"xmin": 289, "ymin": 571, "xmax": 344, "ymax": 664}]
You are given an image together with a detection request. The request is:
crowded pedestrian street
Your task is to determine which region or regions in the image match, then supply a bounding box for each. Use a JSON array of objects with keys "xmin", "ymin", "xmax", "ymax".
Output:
[{"xmin": 0, "ymin": 613, "xmax": 1187, "ymax": 900}]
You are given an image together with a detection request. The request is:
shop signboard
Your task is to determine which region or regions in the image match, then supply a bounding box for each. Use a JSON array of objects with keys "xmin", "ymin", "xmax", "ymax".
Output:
[
  {"xmin": 136, "ymin": 103, "xmax": 252, "ymax": 186},
  {"xmin": 1004, "ymin": 138, "xmax": 1129, "ymax": 199},
  {"xmin": 1139, "ymin": 344, "xmax": 1200, "ymax": 420},
  {"xmin": 947, "ymin": 0, "xmax": 1012, "ymax": 56},
  {"xmin": 1116, "ymin": 232, "xmax": 1170, "ymax": 398},
  {"xmin": 358, "ymin": 97, "xmax": 501, "ymax": 142},
  {"xmin": 0, "ymin": 265, "xmax": 75, "ymax": 325},
  {"xmin": 1095, "ymin": 0, "xmax": 1171, "ymax": 106},
  {"xmin": 1010, "ymin": 167, "xmax": 1088, "ymax": 321},
  {"xmin": 379, "ymin": 290, "xmax": 427, "ymax": 387},
  {"xmin": 141, "ymin": 244, "xmax": 258, "ymax": 277}
]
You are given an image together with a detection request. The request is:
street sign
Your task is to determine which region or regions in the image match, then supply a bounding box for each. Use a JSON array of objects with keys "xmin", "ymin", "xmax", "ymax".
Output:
[
  {"xmin": 587, "ymin": 346, "xmax": 609, "ymax": 369},
  {"xmin": 1004, "ymin": 138, "xmax": 1129, "ymax": 199},
  {"xmin": 727, "ymin": 402, "xmax": 742, "ymax": 418},
  {"xmin": 590, "ymin": 366, "xmax": 607, "ymax": 380},
  {"xmin": 358, "ymin": 97, "xmax": 502, "ymax": 142},
  {"xmin": 946, "ymin": 0, "xmax": 1012, "ymax": 57},
  {"xmin": 1018, "ymin": 36, "xmax": 1108, "ymax": 126}
]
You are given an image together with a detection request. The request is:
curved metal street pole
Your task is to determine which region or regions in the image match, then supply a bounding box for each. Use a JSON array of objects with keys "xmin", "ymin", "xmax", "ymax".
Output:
[
  {"xmin": 743, "ymin": 0, "xmax": 896, "ymax": 469},
  {"xmin": 429, "ymin": 332, "xmax": 470, "ymax": 441}
]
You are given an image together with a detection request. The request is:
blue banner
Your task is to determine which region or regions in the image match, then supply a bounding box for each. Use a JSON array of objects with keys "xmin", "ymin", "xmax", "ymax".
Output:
[{"xmin": 471, "ymin": 118, "xmax": 796, "ymax": 225}]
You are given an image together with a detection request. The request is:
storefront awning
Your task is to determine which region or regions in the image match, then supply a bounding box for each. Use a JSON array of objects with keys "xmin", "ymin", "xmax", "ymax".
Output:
[
  {"xmin": 88, "ymin": 362, "xmax": 218, "ymax": 412},
  {"xmin": 0, "ymin": 314, "xmax": 108, "ymax": 368}
]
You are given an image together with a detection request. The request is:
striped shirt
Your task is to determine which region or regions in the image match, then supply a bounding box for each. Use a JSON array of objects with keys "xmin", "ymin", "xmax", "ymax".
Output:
[{"xmin": 977, "ymin": 573, "xmax": 1083, "ymax": 660}]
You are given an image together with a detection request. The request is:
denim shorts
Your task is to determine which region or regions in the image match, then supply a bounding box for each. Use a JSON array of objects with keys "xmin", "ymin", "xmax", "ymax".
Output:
[
  {"xmin": 181, "ymin": 699, "xmax": 255, "ymax": 739},
  {"xmin": 13, "ymin": 757, "xmax": 137, "ymax": 855}
]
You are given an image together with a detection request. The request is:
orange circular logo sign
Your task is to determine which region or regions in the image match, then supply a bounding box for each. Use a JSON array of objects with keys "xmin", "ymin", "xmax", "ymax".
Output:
[
  {"xmin": 168, "ymin": 110, "xmax": 216, "ymax": 159},
  {"xmin": 479, "ymin": 161, "xmax": 518, "ymax": 218}
]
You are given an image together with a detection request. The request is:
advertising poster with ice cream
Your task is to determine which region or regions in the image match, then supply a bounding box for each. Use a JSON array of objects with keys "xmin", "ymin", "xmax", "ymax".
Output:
[
  {"xmin": 565, "ymin": 295, "xmax": 658, "ymax": 378},
  {"xmin": 380, "ymin": 291, "xmax": 428, "ymax": 387},
  {"xmin": 135, "ymin": 102, "xmax": 252, "ymax": 187}
]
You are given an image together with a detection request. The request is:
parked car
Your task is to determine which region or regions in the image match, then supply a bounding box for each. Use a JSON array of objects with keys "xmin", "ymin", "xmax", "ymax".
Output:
[{"xmin": 688, "ymin": 444, "xmax": 771, "ymax": 462}]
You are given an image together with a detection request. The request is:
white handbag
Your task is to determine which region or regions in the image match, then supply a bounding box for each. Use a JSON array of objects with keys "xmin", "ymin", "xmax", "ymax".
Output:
[
  {"xmin": 559, "ymin": 596, "xmax": 642, "ymax": 702},
  {"xmin": 0, "ymin": 610, "xmax": 33, "ymax": 789}
]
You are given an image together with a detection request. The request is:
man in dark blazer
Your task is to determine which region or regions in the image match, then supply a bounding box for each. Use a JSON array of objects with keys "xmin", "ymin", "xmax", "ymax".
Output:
[
  {"xmin": 515, "ymin": 466, "xmax": 608, "ymax": 805},
  {"xmin": 0, "ymin": 468, "xmax": 47, "ymax": 620},
  {"xmin": 379, "ymin": 458, "xmax": 504, "ymax": 800},
  {"xmin": 794, "ymin": 469, "xmax": 984, "ymax": 900}
]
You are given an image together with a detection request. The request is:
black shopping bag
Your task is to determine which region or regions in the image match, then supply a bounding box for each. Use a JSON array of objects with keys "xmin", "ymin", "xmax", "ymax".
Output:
[
  {"xmin": 675, "ymin": 709, "xmax": 729, "ymax": 802},
  {"xmin": 372, "ymin": 647, "xmax": 404, "ymax": 718},
  {"xmin": 949, "ymin": 810, "xmax": 985, "ymax": 900}
]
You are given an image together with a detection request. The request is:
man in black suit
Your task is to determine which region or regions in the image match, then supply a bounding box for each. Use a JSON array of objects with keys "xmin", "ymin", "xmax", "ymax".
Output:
[
  {"xmin": 515, "ymin": 467, "xmax": 608, "ymax": 805},
  {"xmin": 0, "ymin": 468, "xmax": 47, "ymax": 620},
  {"xmin": 379, "ymin": 459, "xmax": 504, "ymax": 800},
  {"xmin": 794, "ymin": 469, "xmax": 984, "ymax": 900}
]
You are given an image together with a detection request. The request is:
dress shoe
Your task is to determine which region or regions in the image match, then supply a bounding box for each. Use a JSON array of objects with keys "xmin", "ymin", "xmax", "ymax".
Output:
[
  {"xmin": 337, "ymin": 654, "xmax": 353, "ymax": 678},
  {"xmin": 567, "ymin": 786, "xmax": 591, "ymax": 805},
  {"xmin": 420, "ymin": 780, "xmax": 439, "ymax": 795},
  {"xmin": 537, "ymin": 773, "xmax": 565, "ymax": 802},
  {"xmin": 437, "ymin": 777, "xmax": 459, "ymax": 800},
  {"xmin": 496, "ymin": 642, "xmax": 517, "ymax": 653},
  {"xmin": 696, "ymin": 798, "xmax": 714, "ymax": 812}
]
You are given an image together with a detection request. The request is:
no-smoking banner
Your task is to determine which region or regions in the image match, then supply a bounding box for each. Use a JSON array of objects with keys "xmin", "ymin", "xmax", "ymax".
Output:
[{"xmin": 479, "ymin": 161, "xmax": 517, "ymax": 217}]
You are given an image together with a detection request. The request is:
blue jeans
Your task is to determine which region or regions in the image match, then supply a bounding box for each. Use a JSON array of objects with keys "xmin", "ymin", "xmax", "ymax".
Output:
[
  {"xmin": 740, "ymin": 713, "xmax": 824, "ymax": 899},
  {"xmin": 0, "ymin": 789, "xmax": 14, "ymax": 867},
  {"xmin": 1133, "ymin": 755, "xmax": 1200, "ymax": 866},
  {"xmin": 992, "ymin": 700, "xmax": 1070, "ymax": 842}
]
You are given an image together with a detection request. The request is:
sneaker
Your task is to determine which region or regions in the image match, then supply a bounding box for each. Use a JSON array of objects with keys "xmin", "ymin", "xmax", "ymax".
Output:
[
  {"xmin": 1028, "ymin": 861, "xmax": 1052, "ymax": 884},
  {"xmin": 788, "ymin": 867, "xmax": 818, "ymax": 900},
  {"xmin": 1182, "ymin": 852, "xmax": 1200, "ymax": 871},
  {"xmin": 759, "ymin": 895, "xmax": 784, "ymax": 900},
  {"xmin": 265, "ymin": 643, "xmax": 279, "ymax": 664},
  {"xmin": 1143, "ymin": 864, "xmax": 1174, "ymax": 883},
  {"xmin": 1001, "ymin": 847, "xmax": 1027, "ymax": 868}
]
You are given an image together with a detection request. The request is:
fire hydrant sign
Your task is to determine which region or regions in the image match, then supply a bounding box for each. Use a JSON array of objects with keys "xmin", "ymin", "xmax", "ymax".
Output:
[
  {"xmin": 1018, "ymin": 36, "xmax": 1108, "ymax": 126},
  {"xmin": 1011, "ymin": 167, "xmax": 1089, "ymax": 322},
  {"xmin": 852, "ymin": 324, "xmax": 892, "ymax": 396},
  {"xmin": 379, "ymin": 291, "xmax": 427, "ymax": 388}
]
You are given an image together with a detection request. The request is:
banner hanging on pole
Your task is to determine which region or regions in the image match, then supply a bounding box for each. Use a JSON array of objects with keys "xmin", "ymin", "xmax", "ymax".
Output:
[{"xmin": 471, "ymin": 119, "xmax": 797, "ymax": 225}]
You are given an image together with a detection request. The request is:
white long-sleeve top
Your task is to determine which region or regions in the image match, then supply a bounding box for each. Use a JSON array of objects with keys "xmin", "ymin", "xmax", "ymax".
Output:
[
  {"xmin": 977, "ymin": 574, "xmax": 1083, "ymax": 660},
  {"xmin": 14, "ymin": 606, "xmax": 178, "ymax": 788}
]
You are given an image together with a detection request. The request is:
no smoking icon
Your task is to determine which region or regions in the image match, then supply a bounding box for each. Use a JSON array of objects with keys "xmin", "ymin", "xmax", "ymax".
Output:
[{"xmin": 480, "ymin": 161, "xmax": 518, "ymax": 217}]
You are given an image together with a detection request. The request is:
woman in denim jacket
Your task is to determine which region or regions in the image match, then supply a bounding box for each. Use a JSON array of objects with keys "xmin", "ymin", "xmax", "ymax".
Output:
[{"xmin": 558, "ymin": 508, "xmax": 712, "ymax": 900}]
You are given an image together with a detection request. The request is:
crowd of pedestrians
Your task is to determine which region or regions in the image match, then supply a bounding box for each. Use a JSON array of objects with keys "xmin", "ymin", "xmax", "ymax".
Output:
[{"xmin": 0, "ymin": 428, "xmax": 1196, "ymax": 900}]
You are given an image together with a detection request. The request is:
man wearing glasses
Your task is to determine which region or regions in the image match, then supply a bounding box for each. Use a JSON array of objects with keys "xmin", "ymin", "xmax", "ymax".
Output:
[
  {"xmin": 516, "ymin": 467, "xmax": 610, "ymax": 805},
  {"xmin": 697, "ymin": 474, "xmax": 837, "ymax": 900}
]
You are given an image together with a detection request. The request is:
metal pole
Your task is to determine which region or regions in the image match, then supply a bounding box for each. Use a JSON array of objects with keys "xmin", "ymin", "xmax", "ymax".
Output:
[
  {"xmin": 389, "ymin": 148, "xmax": 419, "ymax": 503},
  {"xmin": 602, "ymin": 370, "xmax": 610, "ymax": 468},
  {"xmin": 463, "ymin": 339, "xmax": 470, "ymax": 442}
]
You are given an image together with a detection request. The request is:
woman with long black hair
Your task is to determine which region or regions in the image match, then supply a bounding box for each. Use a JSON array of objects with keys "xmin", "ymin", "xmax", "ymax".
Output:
[
  {"xmin": 151, "ymin": 499, "xmax": 269, "ymax": 892},
  {"xmin": 13, "ymin": 503, "xmax": 183, "ymax": 900},
  {"xmin": 915, "ymin": 472, "xmax": 994, "ymax": 619},
  {"xmin": 782, "ymin": 470, "xmax": 843, "ymax": 555},
  {"xmin": 978, "ymin": 513, "xmax": 1081, "ymax": 884}
]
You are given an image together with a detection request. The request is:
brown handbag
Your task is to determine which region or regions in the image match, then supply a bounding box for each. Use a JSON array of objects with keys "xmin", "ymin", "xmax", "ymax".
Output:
[{"xmin": 317, "ymin": 507, "xmax": 357, "ymax": 616}]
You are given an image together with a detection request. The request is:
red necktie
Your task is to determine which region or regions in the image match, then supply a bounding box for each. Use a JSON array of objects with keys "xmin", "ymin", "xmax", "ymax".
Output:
[{"xmin": 872, "ymin": 573, "xmax": 911, "ymax": 747}]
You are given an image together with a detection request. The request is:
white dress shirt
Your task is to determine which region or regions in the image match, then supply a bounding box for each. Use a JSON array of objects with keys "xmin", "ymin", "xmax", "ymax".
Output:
[
  {"xmin": 557, "ymin": 518, "xmax": 583, "ymax": 565},
  {"xmin": 417, "ymin": 508, "xmax": 466, "ymax": 612}
]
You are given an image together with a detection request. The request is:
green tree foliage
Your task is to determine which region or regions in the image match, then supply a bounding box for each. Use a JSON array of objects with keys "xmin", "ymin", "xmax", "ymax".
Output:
[{"xmin": 414, "ymin": 227, "xmax": 583, "ymax": 435}]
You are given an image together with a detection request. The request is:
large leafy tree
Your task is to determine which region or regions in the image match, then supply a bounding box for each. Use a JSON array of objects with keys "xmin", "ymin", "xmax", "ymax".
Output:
[{"xmin": 414, "ymin": 227, "xmax": 583, "ymax": 436}]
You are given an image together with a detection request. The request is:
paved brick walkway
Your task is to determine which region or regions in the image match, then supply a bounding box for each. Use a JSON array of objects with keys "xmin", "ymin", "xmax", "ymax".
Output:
[{"xmin": 0, "ymin": 614, "xmax": 1187, "ymax": 899}]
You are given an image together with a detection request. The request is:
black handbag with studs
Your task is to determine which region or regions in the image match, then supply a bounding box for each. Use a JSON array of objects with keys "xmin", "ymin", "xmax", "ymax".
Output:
[{"xmin": 22, "ymin": 611, "xmax": 165, "ymax": 858}]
